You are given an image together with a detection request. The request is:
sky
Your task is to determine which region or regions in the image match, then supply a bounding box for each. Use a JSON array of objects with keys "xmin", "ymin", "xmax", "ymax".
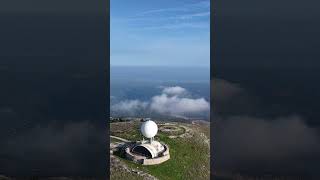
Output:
[{"xmin": 110, "ymin": 0, "xmax": 210, "ymax": 67}]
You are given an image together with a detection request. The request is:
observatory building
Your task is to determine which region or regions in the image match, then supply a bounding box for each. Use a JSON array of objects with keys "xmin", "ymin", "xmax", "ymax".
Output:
[{"xmin": 124, "ymin": 120, "xmax": 170, "ymax": 165}]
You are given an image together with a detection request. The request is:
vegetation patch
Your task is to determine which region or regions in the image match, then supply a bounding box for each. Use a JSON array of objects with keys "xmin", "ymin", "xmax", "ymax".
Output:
[{"xmin": 110, "ymin": 169, "xmax": 143, "ymax": 180}]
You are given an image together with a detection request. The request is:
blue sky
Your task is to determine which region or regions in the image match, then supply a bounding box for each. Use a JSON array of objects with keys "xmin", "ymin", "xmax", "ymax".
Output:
[{"xmin": 111, "ymin": 0, "xmax": 210, "ymax": 67}]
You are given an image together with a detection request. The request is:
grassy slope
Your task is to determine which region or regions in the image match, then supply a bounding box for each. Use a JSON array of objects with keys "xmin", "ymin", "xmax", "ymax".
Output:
[
  {"xmin": 110, "ymin": 169, "xmax": 143, "ymax": 180},
  {"xmin": 110, "ymin": 121, "xmax": 210, "ymax": 180}
]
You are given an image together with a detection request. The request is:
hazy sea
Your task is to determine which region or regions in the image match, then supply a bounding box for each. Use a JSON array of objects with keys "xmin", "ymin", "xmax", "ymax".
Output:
[{"xmin": 110, "ymin": 66, "xmax": 210, "ymax": 120}]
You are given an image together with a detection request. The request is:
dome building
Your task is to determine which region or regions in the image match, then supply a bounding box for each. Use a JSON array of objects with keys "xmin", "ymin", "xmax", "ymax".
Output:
[{"xmin": 124, "ymin": 120, "xmax": 170, "ymax": 165}]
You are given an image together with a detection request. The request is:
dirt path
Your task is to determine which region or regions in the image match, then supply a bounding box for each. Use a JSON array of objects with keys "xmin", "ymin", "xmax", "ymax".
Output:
[{"xmin": 110, "ymin": 135, "xmax": 130, "ymax": 142}]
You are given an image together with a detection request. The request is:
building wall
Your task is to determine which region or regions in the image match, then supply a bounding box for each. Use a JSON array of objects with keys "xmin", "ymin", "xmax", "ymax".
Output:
[
  {"xmin": 124, "ymin": 143, "xmax": 170, "ymax": 165},
  {"xmin": 142, "ymin": 154, "xmax": 170, "ymax": 165}
]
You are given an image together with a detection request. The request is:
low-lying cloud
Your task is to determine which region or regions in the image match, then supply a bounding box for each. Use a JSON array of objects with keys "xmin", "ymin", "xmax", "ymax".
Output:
[
  {"xmin": 212, "ymin": 78, "xmax": 244, "ymax": 101},
  {"xmin": 111, "ymin": 100, "xmax": 148, "ymax": 115},
  {"xmin": 1, "ymin": 121, "xmax": 106, "ymax": 175},
  {"xmin": 213, "ymin": 115, "xmax": 320, "ymax": 174},
  {"xmin": 212, "ymin": 78, "xmax": 320, "ymax": 176},
  {"xmin": 111, "ymin": 86, "xmax": 210, "ymax": 118},
  {"xmin": 150, "ymin": 91, "xmax": 209, "ymax": 115},
  {"xmin": 211, "ymin": 78, "xmax": 259, "ymax": 116},
  {"xmin": 162, "ymin": 86, "xmax": 187, "ymax": 95}
]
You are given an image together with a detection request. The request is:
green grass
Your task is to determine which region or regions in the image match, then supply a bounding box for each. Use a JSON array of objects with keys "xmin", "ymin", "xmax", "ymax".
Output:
[
  {"xmin": 110, "ymin": 137, "xmax": 122, "ymax": 143},
  {"xmin": 110, "ymin": 121, "xmax": 144, "ymax": 141},
  {"xmin": 110, "ymin": 169, "xmax": 143, "ymax": 180},
  {"xmin": 144, "ymin": 134, "xmax": 209, "ymax": 180},
  {"xmin": 111, "ymin": 121, "xmax": 210, "ymax": 180}
]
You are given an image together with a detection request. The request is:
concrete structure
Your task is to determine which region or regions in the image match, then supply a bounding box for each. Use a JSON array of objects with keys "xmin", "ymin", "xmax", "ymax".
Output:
[
  {"xmin": 125, "ymin": 141, "xmax": 170, "ymax": 165},
  {"xmin": 124, "ymin": 120, "xmax": 170, "ymax": 165}
]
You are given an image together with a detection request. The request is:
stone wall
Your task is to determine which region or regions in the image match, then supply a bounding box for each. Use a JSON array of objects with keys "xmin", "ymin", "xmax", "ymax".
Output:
[{"xmin": 142, "ymin": 154, "xmax": 170, "ymax": 165}]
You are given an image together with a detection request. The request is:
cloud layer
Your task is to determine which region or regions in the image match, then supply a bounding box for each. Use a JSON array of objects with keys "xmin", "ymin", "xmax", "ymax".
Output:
[
  {"xmin": 111, "ymin": 86, "xmax": 209, "ymax": 118},
  {"xmin": 1, "ymin": 121, "xmax": 106, "ymax": 175},
  {"xmin": 212, "ymin": 78, "xmax": 320, "ymax": 176},
  {"xmin": 162, "ymin": 86, "xmax": 187, "ymax": 95},
  {"xmin": 111, "ymin": 100, "xmax": 148, "ymax": 115},
  {"xmin": 150, "ymin": 88, "xmax": 209, "ymax": 115},
  {"xmin": 213, "ymin": 115, "xmax": 320, "ymax": 174},
  {"xmin": 212, "ymin": 79, "xmax": 244, "ymax": 101}
]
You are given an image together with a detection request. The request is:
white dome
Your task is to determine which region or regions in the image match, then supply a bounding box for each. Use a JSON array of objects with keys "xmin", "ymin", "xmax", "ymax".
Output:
[{"xmin": 140, "ymin": 120, "xmax": 158, "ymax": 138}]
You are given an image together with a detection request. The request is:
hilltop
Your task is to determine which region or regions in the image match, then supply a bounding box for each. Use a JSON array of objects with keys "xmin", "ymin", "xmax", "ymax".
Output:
[{"xmin": 110, "ymin": 119, "xmax": 210, "ymax": 180}]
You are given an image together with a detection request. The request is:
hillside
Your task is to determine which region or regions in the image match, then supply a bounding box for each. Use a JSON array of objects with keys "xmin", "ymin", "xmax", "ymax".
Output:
[{"xmin": 110, "ymin": 120, "xmax": 210, "ymax": 180}]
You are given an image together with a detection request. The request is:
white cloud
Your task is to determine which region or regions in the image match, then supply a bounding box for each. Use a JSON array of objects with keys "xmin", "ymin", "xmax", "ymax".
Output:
[
  {"xmin": 214, "ymin": 115, "xmax": 320, "ymax": 169},
  {"xmin": 111, "ymin": 100, "xmax": 148, "ymax": 113},
  {"xmin": 177, "ymin": 12, "xmax": 210, "ymax": 20},
  {"xmin": 150, "ymin": 86, "xmax": 209, "ymax": 116},
  {"xmin": 162, "ymin": 86, "xmax": 187, "ymax": 95},
  {"xmin": 138, "ymin": 7, "xmax": 188, "ymax": 16},
  {"xmin": 111, "ymin": 86, "xmax": 210, "ymax": 118},
  {"xmin": 212, "ymin": 78, "xmax": 244, "ymax": 101},
  {"xmin": 150, "ymin": 94, "xmax": 209, "ymax": 115},
  {"xmin": 141, "ymin": 22, "xmax": 209, "ymax": 30},
  {"xmin": 113, "ymin": 11, "xmax": 210, "ymax": 23},
  {"xmin": 137, "ymin": 1, "xmax": 210, "ymax": 16}
]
